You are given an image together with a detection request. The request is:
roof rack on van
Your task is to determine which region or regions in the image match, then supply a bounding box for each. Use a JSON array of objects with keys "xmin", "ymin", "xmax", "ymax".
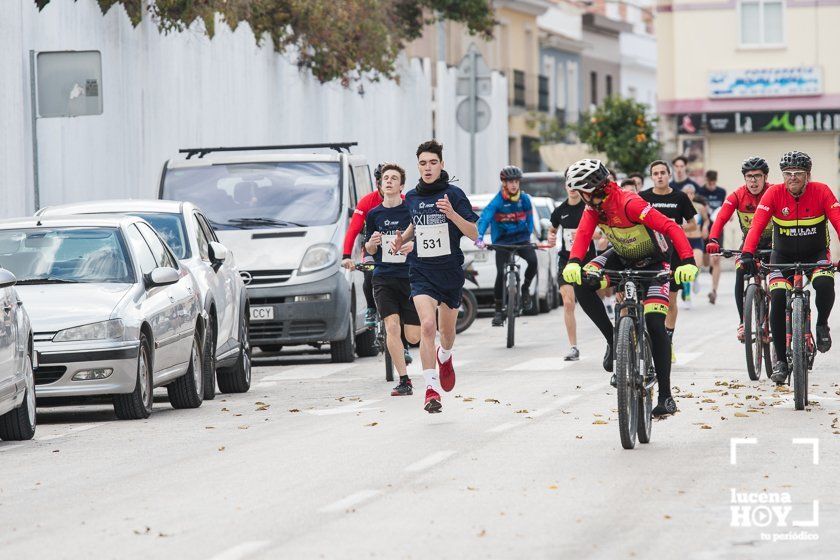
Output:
[{"xmin": 179, "ymin": 142, "xmax": 358, "ymax": 159}]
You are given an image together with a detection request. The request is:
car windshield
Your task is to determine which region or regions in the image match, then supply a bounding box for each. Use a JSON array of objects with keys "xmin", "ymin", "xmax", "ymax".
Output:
[
  {"xmin": 0, "ymin": 227, "xmax": 133, "ymax": 284},
  {"xmin": 130, "ymin": 213, "xmax": 189, "ymax": 259},
  {"xmin": 161, "ymin": 162, "xmax": 342, "ymax": 230}
]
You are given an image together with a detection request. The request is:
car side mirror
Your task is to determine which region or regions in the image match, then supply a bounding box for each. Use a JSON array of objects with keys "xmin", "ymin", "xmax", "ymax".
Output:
[
  {"xmin": 347, "ymin": 207, "xmax": 354, "ymax": 219},
  {"xmin": 209, "ymin": 241, "xmax": 228, "ymax": 265},
  {"xmin": 0, "ymin": 269, "xmax": 17, "ymax": 288},
  {"xmin": 147, "ymin": 267, "xmax": 180, "ymax": 287}
]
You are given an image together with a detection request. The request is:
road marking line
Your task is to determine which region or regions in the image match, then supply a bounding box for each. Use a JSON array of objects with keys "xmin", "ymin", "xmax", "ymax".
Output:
[
  {"xmin": 486, "ymin": 421, "xmax": 518, "ymax": 433},
  {"xmin": 261, "ymin": 363, "xmax": 357, "ymax": 381},
  {"xmin": 404, "ymin": 450, "xmax": 457, "ymax": 472},
  {"xmin": 506, "ymin": 358, "xmax": 568, "ymax": 372},
  {"xmin": 35, "ymin": 424, "xmax": 101, "ymax": 442},
  {"xmin": 207, "ymin": 540, "xmax": 272, "ymax": 560},
  {"xmin": 319, "ymin": 489, "xmax": 381, "ymax": 513},
  {"xmin": 308, "ymin": 399, "xmax": 382, "ymax": 416},
  {"xmin": 675, "ymin": 352, "xmax": 701, "ymax": 366}
]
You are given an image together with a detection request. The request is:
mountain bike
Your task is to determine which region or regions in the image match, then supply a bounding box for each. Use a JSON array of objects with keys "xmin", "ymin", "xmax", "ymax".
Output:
[
  {"xmin": 585, "ymin": 267, "xmax": 669, "ymax": 450},
  {"xmin": 485, "ymin": 243, "xmax": 538, "ymax": 348},
  {"xmin": 761, "ymin": 261, "xmax": 836, "ymax": 410},
  {"xmin": 718, "ymin": 249, "xmax": 773, "ymax": 381}
]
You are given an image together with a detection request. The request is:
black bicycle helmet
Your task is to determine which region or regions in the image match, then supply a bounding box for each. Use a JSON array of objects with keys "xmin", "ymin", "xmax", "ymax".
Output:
[
  {"xmin": 779, "ymin": 151, "xmax": 812, "ymax": 172},
  {"xmin": 741, "ymin": 156, "xmax": 769, "ymax": 175},
  {"xmin": 565, "ymin": 159, "xmax": 610, "ymax": 194},
  {"xmin": 500, "ymin": 165, "xmax": 523, "ymax": 181}
]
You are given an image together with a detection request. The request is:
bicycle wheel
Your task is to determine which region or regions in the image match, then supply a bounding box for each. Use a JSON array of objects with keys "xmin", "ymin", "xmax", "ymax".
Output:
[
  {"xmin": 615, "ymin": 316, "xmax": 639, "ymax": 450},
  {"xmin": 637, "ymin": 333, "xmax": 654, "ymax": 444},
  {"xmin": 760, "ymin": 292, "xmax": 773, "ymax": 379},
  {"xmin": 791, "ymin": 297, "xmax": 808, "ymax": 410},
  {"xmin": 506, "ymin": 272, "xmax": 517, "ymax": 348},
  {"xmin": 743, "ymin": 284, "xmax": 760, "ymax": 381}
]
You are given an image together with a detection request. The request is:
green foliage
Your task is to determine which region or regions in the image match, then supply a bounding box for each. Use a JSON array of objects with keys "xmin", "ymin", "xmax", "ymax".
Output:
[
  {"xmin": 34, "ymin": 0, "xmax": 494, "ymax": 84},
  {"xmin": 576, "ymin": 96, "xmax": 661, "ymax": 175}
]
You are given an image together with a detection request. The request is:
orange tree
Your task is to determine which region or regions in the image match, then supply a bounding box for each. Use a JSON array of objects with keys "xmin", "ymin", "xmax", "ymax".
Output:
[
  {"xmin": 577, "ymin": 96, "xmax": 660, "ymax": 175},
  {"xmin": 34, "ymin": 0, "xmax": 495, "ymax": 84}
]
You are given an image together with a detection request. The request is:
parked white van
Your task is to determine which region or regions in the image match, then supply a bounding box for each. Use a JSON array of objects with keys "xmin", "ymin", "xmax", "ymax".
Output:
[{"xmin": 158, "ymin": 143, "xmax": 376, "ymax": 362}]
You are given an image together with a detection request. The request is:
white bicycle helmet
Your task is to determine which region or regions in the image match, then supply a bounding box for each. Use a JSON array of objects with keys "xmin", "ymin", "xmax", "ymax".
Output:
[{"xmin": 565, "ymin": 159, "xmax": 610, "ymax": 194}]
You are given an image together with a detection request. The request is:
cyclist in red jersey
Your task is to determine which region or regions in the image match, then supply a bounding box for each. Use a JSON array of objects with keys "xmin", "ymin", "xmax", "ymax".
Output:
[
  {"xmin": 561, "ymin": 159, "xmax": 698, "ymax": 417},
  {"xmin": 741, "ymin": 151, "xmax": 840, "ymax": 383},
  {"xmin": 705, "ymin": 157, "xmax": 773, "ymax": 341}
]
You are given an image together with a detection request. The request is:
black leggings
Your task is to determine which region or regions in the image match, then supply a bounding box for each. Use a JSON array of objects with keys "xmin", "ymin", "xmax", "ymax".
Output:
[
  {"xmin": 363, "ymin": 269, "xmax": 375, "ymax": 309},
  {"xmin": 770, "ymin": 275, "xmax": 835, "ymax": 361},
  {"xmin": 574, "ymin": 283, "xmax": 673, "ymax": 399},
  {"xmin": 494, "ymin": 246, "xmax": 538, "ymax": 300},
  {"xmin": 735, "ymin": 267, "xmax": 745, "ymax": 321}
]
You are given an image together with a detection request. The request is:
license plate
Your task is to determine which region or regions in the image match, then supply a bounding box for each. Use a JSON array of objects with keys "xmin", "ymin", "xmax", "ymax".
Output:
[{"xmin": 250, "ymin": 306, "xmax": 274, "ymax": 322}]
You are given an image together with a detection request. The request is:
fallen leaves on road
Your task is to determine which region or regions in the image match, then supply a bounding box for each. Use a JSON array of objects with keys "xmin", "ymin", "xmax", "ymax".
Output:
[
  {"xmin": 220, "ymin": 407, "xmax": 229, "ymax": 412},
  {"xmin": 477, "ymin": 529, "xmax": 486, "ymax": 537},
  {"xmin": 256, "ymin": 404, "xmax": 270, "ymax": 411},
  {"xmin": 548, "ymin": 485, "xmax": 558, "ymax": 490},
  {"xmin": 515, "ymin": 409, "xmax": 529, "ymax": 414},
  {"xmin": 592, "ymin": 420, "xmax": 608, "ymax": 425},
  {"xmin": 467, "ymin": 486, "xmax": 477, "ymax": 491},
  {"xmin": 365, "ymin": 422, "xmax": 378, "ymax": 427},
  {"xmin": 205, "ymin": 426, "xmax": 215, "ymax": 429},
  {"xmin": 700, "ymin": 425, "xmax": 712, "ymax": 429},
  {"xmin": 238, "ymin": 425, "xmax": 249, "ymax": 430},
  {"xmin": 735, "ymin": 412, "xmax": 749, "ymax": 418},
  {"xmin": 484, "ymin": 399, "xmax": 500, "ymax": 404},
  {"xmin": 575, "ymin": 435, "xmax": 583, "ymax": 439},
  {"xmin": 288, "ymin": 409, "xmax": 300, "ymax": 413},
  {"xmin": 218, "ymin": 446, "xmax": 226, "ymax": 451},
  {"xmin": 462, "ymin": 397, "xmax": 475, "ymax": 402},
  {"xmin": 133, "ymin": 527, "xmax": 151, "ymax": 536}
]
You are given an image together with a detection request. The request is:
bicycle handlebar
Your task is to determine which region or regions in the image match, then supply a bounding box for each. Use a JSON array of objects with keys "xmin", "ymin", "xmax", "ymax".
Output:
[
  {"xmin": 485, "ymin": 243, "xmax": 540, "ymax": 250},
  {"xmin": 353, "ymin": 262, "xmax": 375, "ymax": 272},
  {"xmin": 583, "ymin": 268, "xmax": 671, "ymax": 286},
  {"xmin": 715, "ymin": 248, "xmax": 773, "ymax": 259},
  {"xmin": 760, "ymin": 262, "xmax": 837, "ymax": 272}
]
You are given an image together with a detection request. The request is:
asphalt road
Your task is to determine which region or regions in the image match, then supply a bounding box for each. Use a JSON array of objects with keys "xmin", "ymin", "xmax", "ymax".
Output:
[{"xmin": 1, "ymin": 271, "xmax": 839, "ymax": 559}]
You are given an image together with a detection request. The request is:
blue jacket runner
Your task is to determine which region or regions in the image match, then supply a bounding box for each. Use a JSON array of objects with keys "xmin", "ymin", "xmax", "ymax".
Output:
[{"xmin": 476, "ymin": 191, "xmax": 534, "ymax": 244}]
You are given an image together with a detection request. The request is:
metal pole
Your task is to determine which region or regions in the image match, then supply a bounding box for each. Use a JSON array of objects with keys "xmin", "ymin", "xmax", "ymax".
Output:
[
  {"xmin": 469, "ymin": 47, "xmax": 477, "ymax": 195},
  {"xmin": 29, "ymin": 50, "xmax": 40, "ymax": 211}
]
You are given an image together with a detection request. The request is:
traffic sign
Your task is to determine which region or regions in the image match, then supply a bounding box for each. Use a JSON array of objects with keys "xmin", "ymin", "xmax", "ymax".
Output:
[{"xmin": 456, "ymin": 98, "xmax": 491, "ymax": 133}]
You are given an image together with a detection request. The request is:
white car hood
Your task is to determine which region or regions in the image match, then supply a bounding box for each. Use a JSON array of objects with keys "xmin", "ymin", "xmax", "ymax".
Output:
[
  {"xmin": 15, "ymin": 283, "xmax": 132, "ymax": 333},
  {"xmin": 216, "ymin": 224, "xmax": 336, "ymax": 271}
]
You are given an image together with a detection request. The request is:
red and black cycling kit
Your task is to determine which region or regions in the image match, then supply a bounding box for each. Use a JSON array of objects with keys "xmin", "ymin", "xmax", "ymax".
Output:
[
  {"xmin": 569, "ymin": 183, "xmax": 695, "ymax": 265},
  {"xmin": 743, "ymin": 181, "xmax": 840, "ymax": 257},
  {"xmin": 343, "ymin": 191, "xmax": 384, "ymax": 259},
  {"xmin": 710, "ymin": 184, "xmax": 773, "ymax": 249}
]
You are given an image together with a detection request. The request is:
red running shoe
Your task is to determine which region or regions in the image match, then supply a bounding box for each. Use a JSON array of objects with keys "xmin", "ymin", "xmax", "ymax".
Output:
[
  {"xmin": 437, "ymin": 348, "xmax": 456, "ymax": 392},
  {"xmin": 424, "ymin": 387, "xmax": 442, "ymax": 413}
]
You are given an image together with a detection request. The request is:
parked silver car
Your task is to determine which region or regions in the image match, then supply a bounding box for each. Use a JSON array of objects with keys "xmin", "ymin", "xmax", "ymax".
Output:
[
  {"xmin": 0, "ymin": 216, "xmax": 205, "ymax": 419},
  {"xmin": 37, "ymin": 200, "xmax": 251, "ymax": 398},
  {"xmin": 0, "ymin": 268, "xmax": 36, "ymax": 441}
]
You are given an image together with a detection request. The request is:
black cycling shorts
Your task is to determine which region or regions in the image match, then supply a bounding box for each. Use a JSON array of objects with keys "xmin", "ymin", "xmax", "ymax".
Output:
[{"xmin": 373, "ymin": 276, "xmax": 420, "ymax": 325}]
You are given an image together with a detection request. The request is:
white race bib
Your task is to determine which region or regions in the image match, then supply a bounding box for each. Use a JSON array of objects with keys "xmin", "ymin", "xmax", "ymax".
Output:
[
  {"xmin": 380, "ymin": 234, "xmax": 407, "ymax": 263},
  {"xmin": 415, "ymin": 223, "xmax": 451, "ymax": 258},
  {"xmin": 562, "ymin": 228, "xmax": 576, "ymax": 249}
]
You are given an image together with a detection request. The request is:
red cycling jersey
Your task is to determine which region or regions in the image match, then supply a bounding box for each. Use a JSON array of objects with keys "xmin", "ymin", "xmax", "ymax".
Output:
[
  {"xmin": 569, "ymin": 182, "xmax": 694, "ymax": 264},
  {"xmin": 743, "ymin": 181, "xmax": 840, "ymax": 256},
  {"xmin": 710, "ymin": 184, "xmax": 772, "ymax": 248}
]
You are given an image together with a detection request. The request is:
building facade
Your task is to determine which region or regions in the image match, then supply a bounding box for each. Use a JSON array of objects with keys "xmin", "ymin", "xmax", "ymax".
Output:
[{"xmin": 657, "ymin": 0, "xmax": 840, "ymax": 191}]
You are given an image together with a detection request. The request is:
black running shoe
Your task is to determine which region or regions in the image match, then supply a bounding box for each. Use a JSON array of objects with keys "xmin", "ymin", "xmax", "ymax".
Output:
[
  {"xmin": 491, "ymin": 311, "xmax": 505, "ymax": 327},
  {"xmin": 391, "ymin": 378, "xmax": 413, "ymax": 396},
  {"xmin": 771, "ymin": 361, "xmax": 789, "ymax": 384},
  {"xmin": 816, "ymin": 325, "xmax": 832, "ymax": 353},
  {"xmin": 603, "ymin": 344, "xmax": 614, "ymax": 372},
  {"xmin": 652, "ymin": 396, "xmax": 677, "ymax": 417}
]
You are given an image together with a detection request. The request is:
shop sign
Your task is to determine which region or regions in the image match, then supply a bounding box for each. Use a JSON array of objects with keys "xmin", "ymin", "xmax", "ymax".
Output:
[
  {"xmin": 676, "ymin": 110, "xmax": 840, "ymax": 134},
  {"xmin": 709, "ymin": 67, "xmax": 822, "ymax": 99}
]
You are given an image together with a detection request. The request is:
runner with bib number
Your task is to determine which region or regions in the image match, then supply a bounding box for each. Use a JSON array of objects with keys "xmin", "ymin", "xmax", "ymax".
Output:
[{"xmin": 391, "ymin": 140, "xmax": 479, "ymax": 413}]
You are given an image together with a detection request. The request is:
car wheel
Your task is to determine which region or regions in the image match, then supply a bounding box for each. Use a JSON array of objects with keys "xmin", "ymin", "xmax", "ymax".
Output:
[
  {"xmin": 330, "ymin": 309, "xmax": 356, "ymax": 363},
  {"xmin": 113, "ymin": 335, "xmax": 153, "ymax": 420},
  {"xmin": 167, "ymin": 331, "xmax": 204, "ymax": 409},
  {"xmin": 218, "ymin": 312, "xmax": 252, "ymax": 393},
  {"xmin": 355, "ymin": 323, "xmax": 378, "ymax": 358},
  {"xmin": 202, "ymin": 319, "xmax": 217, "ymax": 401},
  {"xmin": 0, "ymin": 354, "xmax": 36, "ymax": 441}
]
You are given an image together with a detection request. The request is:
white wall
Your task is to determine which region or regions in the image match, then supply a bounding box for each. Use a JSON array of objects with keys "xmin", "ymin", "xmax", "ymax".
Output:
[
  {"xmin": 434, "ymin": 62, "xmax": 509, "ymax": 195},
  {"xmin": 620, "ymin": 32, "xmax": 657, "ymax": 113},
  {"xmin": 0, "ymin": 0, "xmax": 435, "ymax": 217}
]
